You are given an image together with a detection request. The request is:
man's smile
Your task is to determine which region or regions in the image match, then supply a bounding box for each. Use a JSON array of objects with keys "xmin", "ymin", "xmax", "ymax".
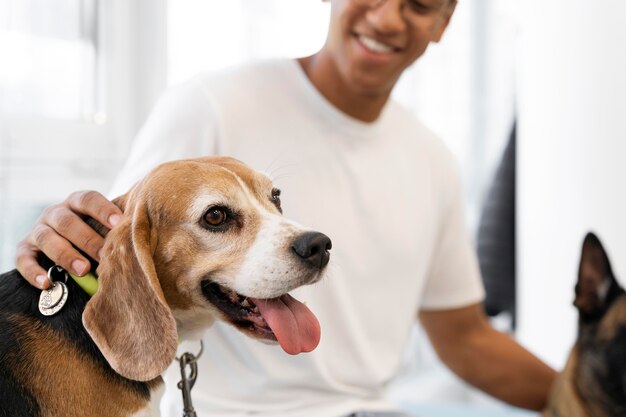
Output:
[{"xmin": 356, "ymin": 34, "xmax": 398, "ymax": 54}]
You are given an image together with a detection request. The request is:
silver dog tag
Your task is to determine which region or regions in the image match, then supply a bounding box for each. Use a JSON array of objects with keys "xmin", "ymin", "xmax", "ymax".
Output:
[{"xmin": 39, "ymin": 281, "xmax": 69, "ymax": 316}]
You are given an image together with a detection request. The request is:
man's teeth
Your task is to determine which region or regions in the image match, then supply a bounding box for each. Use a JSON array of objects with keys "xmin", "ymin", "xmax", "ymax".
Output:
[{"xmin": 358, "ymin": 35, "xmax": 394, "ymax": 53}]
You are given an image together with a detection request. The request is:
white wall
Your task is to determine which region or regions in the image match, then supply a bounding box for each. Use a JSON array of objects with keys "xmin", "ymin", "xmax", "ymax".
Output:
[{"xmin": 516, "ymin": 0, "xmax": 626, "ymax": 367}]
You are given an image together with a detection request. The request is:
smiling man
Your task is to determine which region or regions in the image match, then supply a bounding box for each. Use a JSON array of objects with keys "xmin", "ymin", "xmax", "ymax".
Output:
[
  {"xmin": 302, "ymin": 0, "xmax": 456, "ymax": 121},
  {"xmin": 16, "ymin": 1, "xmax": 556, "ymax": 416}
]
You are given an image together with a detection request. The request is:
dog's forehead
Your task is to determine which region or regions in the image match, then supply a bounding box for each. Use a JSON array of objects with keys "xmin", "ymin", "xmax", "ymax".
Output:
[
  {"xmin": 142, "ymin": 157, "xmax": 274, "ymax": 211},
  {"xmin": 207, "ymin": 157, "xmax": 274, "ymax": 195}
]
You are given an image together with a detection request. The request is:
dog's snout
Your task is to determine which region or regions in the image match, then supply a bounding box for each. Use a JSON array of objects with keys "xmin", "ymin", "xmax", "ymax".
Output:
[{"xmin": 291, "ymin": 232, "xmax": 332, "ymax": 269}]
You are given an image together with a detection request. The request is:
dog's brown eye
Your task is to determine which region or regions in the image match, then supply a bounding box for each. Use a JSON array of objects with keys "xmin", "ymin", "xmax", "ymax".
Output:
[
  {"xmin": 204, "ymin": 207, "xmax": 227, "ymax": 226},
  {"xmin": 271, "ymin": 188, "xmax": 282, "ymax": 213}
]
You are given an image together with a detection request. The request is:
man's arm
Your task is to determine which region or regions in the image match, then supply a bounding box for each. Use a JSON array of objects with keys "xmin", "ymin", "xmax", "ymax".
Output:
[{"xmin": 419, "ymin": 302, "xmax": 556, "ymax": 411}]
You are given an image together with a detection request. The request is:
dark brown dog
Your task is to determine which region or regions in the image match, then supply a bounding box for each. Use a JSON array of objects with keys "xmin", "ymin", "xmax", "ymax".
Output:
[{"xmin": 544, "ymin": 232, "xmax": 626, "ymax": 417}]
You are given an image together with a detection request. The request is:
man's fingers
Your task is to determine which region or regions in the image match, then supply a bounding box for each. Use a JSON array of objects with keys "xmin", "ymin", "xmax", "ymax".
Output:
[
  {"xmin": 67, "ymin": 190, "xmax": 122, "ymax": 229},
  {"xmin": 30, "ymin": 223, "xmax": 92, "ymax": 277},
  {"xmin": 14, "ymin": 190, "xmax": 120, "ymax": 290},
  {"xmin": 15, "ymin": 240, "xmax": 51, "ymax": 290},
  {"xmin": 43, "ymin": 206, "xmax": 106, "ymax": 262}
]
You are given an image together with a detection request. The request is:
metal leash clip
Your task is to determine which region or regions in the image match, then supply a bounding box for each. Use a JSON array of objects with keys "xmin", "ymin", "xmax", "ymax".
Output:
[
  {"xmin": 176, "ymin": 341, "xmax": 204, "ymax": 417},
  {"xmin": 38, "ymin": 265, "xmax": 69, "ymax": 316}
]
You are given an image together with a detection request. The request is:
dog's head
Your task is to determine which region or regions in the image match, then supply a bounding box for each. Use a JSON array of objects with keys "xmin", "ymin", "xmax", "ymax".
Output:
[
  {"xmin": 82, "ymin": 157, "xmax": 331, "ymax": 381},
  {"xmin": 570, "ymin": 232, "xmax": 626, "ymax": 415}
]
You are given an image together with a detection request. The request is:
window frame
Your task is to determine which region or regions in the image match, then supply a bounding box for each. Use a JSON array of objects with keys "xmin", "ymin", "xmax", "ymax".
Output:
[{"xmin": 0, "ymin": 0, "xmax": 168, "ymax": 203}]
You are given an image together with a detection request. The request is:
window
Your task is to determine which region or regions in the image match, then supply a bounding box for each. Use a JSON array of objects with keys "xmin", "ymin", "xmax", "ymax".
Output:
[
  {"xmin": 0, "ymin": 0, "xmax": 104, "ymax": 122},
  {"xmin": 0, "ymin": 0, "xmax": 140, "ymax": 270}
]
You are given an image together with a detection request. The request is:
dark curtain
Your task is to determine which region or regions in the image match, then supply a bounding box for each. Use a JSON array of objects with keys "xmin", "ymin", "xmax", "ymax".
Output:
[{"xmin": 477, "ymin": 123, "xmax": 516, "ymax": 327}]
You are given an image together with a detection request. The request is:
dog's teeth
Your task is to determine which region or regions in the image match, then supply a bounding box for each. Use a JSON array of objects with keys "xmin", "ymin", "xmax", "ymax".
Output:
[{"xmin": 241, "ymin": 299, "xmax": 250, "ymax": 308}]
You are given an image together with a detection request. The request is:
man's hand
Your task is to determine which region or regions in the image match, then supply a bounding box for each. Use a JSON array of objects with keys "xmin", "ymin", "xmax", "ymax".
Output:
[{"xmin": 15, "ymin": 191, "xmax": 123, "ymax": 289}]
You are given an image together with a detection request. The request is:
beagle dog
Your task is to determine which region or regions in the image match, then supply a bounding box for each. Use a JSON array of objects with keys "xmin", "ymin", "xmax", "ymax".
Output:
[{"xmin": 0, "ymin": 156, "xmax": 331, "ymax": 417}]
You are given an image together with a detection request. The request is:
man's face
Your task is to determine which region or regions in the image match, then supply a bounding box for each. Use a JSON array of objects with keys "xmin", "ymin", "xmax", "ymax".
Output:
[{"xmin": 324, "ymin": 0, "xmax": 456, "ymax": 96}]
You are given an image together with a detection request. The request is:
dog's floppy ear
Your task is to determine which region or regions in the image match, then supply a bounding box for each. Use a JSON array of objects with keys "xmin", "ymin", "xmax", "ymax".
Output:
[
  {"xmin": 574, "ymin": 232, "xmax": 624, "ymax": 322},
  {"xmin": 83, "ymin": 191, "xmax": 178, "ymax": 381}
]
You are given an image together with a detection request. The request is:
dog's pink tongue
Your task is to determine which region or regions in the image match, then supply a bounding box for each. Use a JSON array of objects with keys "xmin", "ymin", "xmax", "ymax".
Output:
[{"xmin": 250, "ymin": 294, "xmax": 320, "ymax": 355}]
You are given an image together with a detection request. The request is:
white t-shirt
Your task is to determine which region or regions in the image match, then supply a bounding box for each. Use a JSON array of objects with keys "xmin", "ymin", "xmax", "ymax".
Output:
[{"xmin": 110, "ymin": 59, "xmax": 484, "ymax": 417}]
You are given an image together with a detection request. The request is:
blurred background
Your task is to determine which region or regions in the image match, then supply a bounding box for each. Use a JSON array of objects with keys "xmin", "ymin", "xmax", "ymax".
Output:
[{"xmin": 1, "ymin": 0, "xmax": 625, "ymax": 415}]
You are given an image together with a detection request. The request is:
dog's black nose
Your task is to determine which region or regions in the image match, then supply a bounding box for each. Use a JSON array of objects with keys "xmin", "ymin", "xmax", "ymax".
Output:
[{"xmin": 291, "ymin": 232, "xmax": 332, "ymax": 269}]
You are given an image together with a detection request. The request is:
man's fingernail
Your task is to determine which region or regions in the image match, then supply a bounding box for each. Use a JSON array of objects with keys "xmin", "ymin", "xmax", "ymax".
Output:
[
  {"xmin": 97, "ymin": 248, "xmax": 104, "ymax": 261},
  {"xmin": 72, "ymin": 260, "xmax": 88, "ymax": 276},
  {"xmin": 36, "ymin": 275, "xmax": 48, "ymax": 288},
  {"xmin": 108, "ymin": 214, "xmax": 121, "ymax": 227}
]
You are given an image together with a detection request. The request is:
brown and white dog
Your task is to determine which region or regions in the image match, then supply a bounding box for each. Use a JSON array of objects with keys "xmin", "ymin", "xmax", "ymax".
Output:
[
  {"xmin": 0, "ymin": 156, "xmax": 331, "ymax": 417},
  {"xmin": 543, "ymin": 232, "xmax": 626, "ymax": 417}
]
